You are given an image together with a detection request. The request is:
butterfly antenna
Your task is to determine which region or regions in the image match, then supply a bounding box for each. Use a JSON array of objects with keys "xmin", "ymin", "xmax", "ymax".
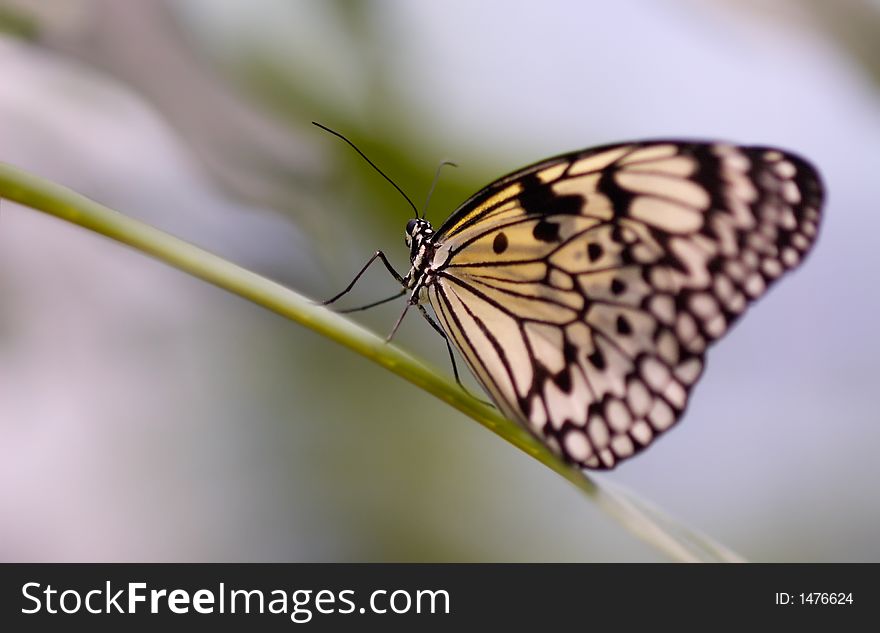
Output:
[
  {"xmin": 312, "ymin": 122, "xmax": 420, "ymax": 218},
  {"xmin": 421, "ymin": 160, "xmax": 457, "ymax": 221}
]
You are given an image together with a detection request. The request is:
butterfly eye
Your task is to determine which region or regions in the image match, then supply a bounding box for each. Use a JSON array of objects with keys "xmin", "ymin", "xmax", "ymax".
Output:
[{"xmin": 406, "ymin": 218, "xmax": 418, "ymax": 234}]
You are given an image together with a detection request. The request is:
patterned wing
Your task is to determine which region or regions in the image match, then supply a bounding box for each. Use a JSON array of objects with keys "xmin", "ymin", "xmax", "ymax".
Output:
[{"xmin": 427, "ymin": 141, "xmax": 823, "ymax": 469}]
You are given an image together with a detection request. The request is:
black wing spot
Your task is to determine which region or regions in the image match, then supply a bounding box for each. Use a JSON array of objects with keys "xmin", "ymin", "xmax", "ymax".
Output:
[
  {"xmin": 553, "ymin": 369, "xmax": 572, "ymax": 393},
  {"xmin": 588, "ymin": 349, "xmax": 606, "ymax": 370},
  {"xmin": 587, "ymin": 242, "xmax": 603, "ymax": 262},
  {"xmin": 707, "ymin": 255, "xmax": 724, "ymax": 274},
  {"xmin": 533, "ymin": 220, "xmax": 561, "ymax": 243},
  {"xmin": 616, "ymin": 315, "xmax": 632, "ymax": 335},
  {"xmin": 492, "ymin": 232, "xmax": 509, "ymax": 254},
  {"xmin": 518, "ymin": 174, "xmax": 584, "ymax": 216},
  {"xmin": 610, "ymin": 277, "xmax": 626, "ymax": 295}
]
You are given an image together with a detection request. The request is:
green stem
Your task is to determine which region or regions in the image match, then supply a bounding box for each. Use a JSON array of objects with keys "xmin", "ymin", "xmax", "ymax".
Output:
[{"xmin": 0, "ymin": 162, "xmax": 744, "ymax": 563}]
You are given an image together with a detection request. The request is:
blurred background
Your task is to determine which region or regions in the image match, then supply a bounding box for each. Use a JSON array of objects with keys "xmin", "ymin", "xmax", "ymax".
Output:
[{"xmin": 1, "ymin": 0, "xmax": 878, "ymax": 562}]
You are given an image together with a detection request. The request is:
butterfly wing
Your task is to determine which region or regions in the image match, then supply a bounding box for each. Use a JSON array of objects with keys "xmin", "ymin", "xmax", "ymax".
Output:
[{"xmin": 426, "ymin": 141, "xmax": 823, "ymax": 469}]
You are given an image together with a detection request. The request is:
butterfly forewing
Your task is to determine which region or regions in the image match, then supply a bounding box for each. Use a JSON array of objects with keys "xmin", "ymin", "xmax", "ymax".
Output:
[{"xmin": 426, "ymin": 141, "xmax": 822, "ymax": 469}]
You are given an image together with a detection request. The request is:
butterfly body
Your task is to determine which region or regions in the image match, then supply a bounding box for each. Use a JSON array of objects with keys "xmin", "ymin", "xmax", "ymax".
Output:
[{"xmin": 396, "ymin": 140, "xmax": 822, "ymax": 470}]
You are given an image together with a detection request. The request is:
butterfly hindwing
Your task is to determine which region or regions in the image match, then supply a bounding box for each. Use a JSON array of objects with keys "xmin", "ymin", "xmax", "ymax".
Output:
[{"xmin": 426, "ymin": 141, "xmax": 822, "ymax": 468}]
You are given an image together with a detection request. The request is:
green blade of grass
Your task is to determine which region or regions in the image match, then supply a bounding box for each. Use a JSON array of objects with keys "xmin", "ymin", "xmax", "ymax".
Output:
[{"xmin": 0, "ymin": 162, "xmax": 745, "ymax": 562}]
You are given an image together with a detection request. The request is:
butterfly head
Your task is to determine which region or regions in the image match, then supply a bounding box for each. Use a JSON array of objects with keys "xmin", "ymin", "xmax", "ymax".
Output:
[
  {"xmin": 405, "ymin": 217, "xmax": 435, "ymax": 256},
  {"xmin": 404, "ymin": 217, "xmax": 437, "ymax": 292}
]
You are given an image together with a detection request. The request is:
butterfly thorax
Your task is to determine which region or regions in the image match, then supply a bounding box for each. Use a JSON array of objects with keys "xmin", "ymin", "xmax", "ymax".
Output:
[{"xmin": 404, "ymin": 217, "xmax": 439, "ymax": 302}]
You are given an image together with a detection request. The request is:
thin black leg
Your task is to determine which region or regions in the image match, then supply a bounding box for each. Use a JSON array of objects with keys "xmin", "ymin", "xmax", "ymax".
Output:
[
  {"xmin": 338, "ymin": 290, "xmax": 407, "ymax": 313},
  {"xmin": 386, "ymin": 301, "xmax": 412, "ymax": 342},
  {"xmin": 321, "ymin": 250, "xmax": 405, "ymax": 306}
]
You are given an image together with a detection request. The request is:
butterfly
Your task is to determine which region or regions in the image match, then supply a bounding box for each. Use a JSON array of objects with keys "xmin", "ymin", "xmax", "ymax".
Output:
[{"xmin": 321, "ymin": 126, "xmax": 824, "ymax": 469}]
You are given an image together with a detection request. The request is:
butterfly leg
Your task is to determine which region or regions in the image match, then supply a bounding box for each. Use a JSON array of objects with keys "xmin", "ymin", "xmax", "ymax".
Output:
[
  {"xmin": 415, "ymin": 304, "xmax": 495, "ymax": 407},
  {"xmin": 321, "ymin": 250, "xmax": 405, "ymax": 306},
  {"xmin": 337, "ymin": 290, "xmax": 406, "ymax": 314},
  {"xmin": 385, "ymin": 302, "xmax": 412, "ymax": 342}
]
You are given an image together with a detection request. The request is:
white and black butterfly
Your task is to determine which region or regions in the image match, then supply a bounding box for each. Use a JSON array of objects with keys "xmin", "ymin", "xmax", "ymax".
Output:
[{"xmin": 320, "ymin": 125, "xmax": 823, "ymax": 469}]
